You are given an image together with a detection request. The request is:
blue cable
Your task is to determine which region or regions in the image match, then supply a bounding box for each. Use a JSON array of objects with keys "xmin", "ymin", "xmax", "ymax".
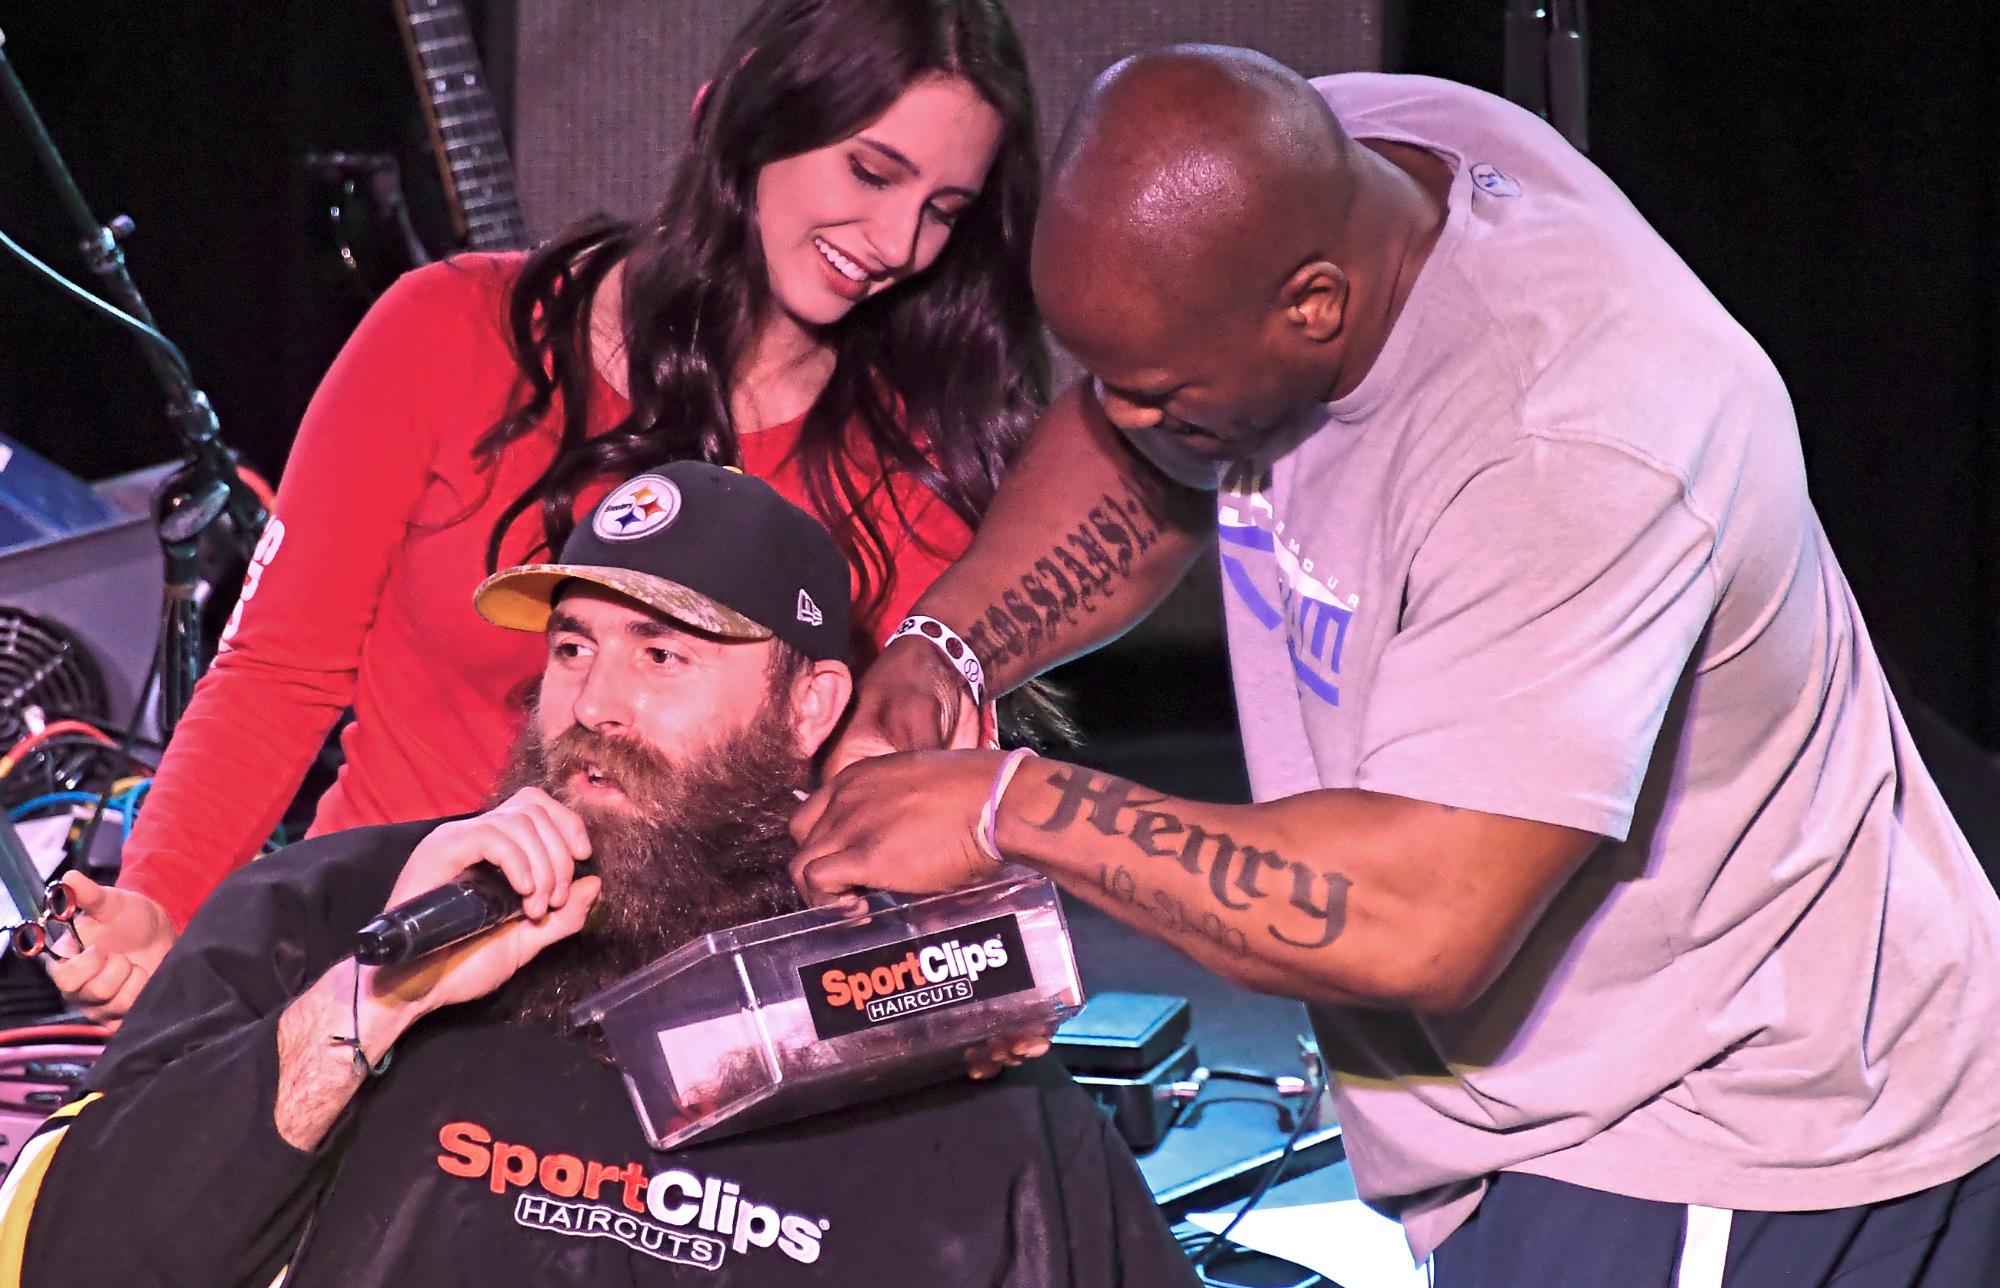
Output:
[
  {"xmin": 109, "ymin": 777, "xmax": 154, "ymax": 842},
  {"xmin": 8, "ymin": 792, "xmax": 103, "ymax": 820}
]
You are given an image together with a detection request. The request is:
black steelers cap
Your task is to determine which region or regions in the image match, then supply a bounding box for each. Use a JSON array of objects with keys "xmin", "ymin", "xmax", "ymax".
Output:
[{"xmin": 475, "ymin": 462, "xmax": 852, "ymax": 665}]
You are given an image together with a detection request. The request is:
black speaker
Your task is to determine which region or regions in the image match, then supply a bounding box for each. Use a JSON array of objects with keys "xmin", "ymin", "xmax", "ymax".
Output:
[{"xmin": 511, "ymin": 0, "xmax": 1388, "ymax": 240}]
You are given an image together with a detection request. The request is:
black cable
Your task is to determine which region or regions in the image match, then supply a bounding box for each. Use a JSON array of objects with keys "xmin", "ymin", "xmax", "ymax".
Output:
[
  {"xmin": 64, "ymin": 649, "xmax": 161, "ymax": 871},
  {"xmin": 1181, "ymin": 1092, "xmax": 1297, "ymax": 1134},
  {"xmin": 15, "ymin": 734, "xmax": 156, "ymax": 774},
  {"xmin": 1205, "ymin": 1065, "xmax": 1309, "ymax": 1090},
  {"xmin": 33, "ymin": 709, "xmax": 166, "ymax": 753},
  {"xmin": 1191, "ymin": 1253, "xmax": 1326, "ymax": 1288},
  {"xmin": 6, "ymin": 741, "xmax": 149, "ymax": 807},
  {"xmin": 1189, "ymin": 1060, "xmax": 1330, "ymax": 1272},
  {"xmin": 0, "ymin": 223, "xmax": 192, "ymax": 382}
]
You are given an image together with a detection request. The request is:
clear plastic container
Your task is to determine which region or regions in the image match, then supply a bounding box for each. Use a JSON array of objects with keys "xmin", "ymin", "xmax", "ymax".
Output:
[{"xmin": 571, "ymin": 866, "xmax": 1085, "ymax": 1150}]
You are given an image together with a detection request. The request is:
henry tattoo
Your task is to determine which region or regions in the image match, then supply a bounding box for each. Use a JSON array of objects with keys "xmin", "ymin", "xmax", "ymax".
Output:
[{"xmin": 1031, "ymin": 767, "xmax": 1352, "ymax": 952}]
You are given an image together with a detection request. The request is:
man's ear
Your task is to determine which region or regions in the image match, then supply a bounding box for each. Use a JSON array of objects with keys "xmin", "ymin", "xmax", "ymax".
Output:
[
  {"xmin": 790, "ymin": 660, "xmax": 854, "ymax": 757},
  {"xmin": 1280, "ymin": 259, "xmax": 1348, "ymax": 343}
]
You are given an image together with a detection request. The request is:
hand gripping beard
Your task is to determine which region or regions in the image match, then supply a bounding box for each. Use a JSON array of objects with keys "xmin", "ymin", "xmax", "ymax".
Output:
[{"xmin": 489, "ymin": 705, "xmax": 814, "ymax": 1031}]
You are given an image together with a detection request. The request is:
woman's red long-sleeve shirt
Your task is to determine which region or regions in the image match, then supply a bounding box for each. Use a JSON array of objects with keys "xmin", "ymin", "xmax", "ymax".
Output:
[{"xmin": 119, "ymin": 254, "xmax": 972, "ymax": 930}]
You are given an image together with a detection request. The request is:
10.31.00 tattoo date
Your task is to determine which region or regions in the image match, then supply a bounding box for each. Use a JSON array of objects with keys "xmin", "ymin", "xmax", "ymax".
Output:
[{"xmin": 1093, "ymin": 863, "xmax": 1251, "ymax": 959}]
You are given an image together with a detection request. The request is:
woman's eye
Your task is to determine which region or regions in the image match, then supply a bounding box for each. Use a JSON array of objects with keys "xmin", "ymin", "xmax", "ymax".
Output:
[
  {"xmin": 926, "ymin": 203, "xmax": 962, "ymax": 229},
  {"xmin": 848, "ymin": 157, "xmax": 890, "ymax": 188}
]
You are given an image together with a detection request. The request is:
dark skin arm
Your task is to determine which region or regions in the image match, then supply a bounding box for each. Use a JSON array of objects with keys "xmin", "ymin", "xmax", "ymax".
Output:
[
  {"xmin": 828, "ymin": 380, "xmax": 1215, "ymax": 771},
  {"xmin": 792, "ymin": 751, "xmax": 1600, "ymax": 1013},
  {"xmin": 801, "ymin": 378, "xmax": 1595, "ymax": 1012}
]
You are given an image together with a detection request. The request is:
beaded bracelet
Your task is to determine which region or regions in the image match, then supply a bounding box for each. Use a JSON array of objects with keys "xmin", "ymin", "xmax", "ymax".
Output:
[{"xmin": 888, "ymin": 615, "xmax": 987, "ymax": 707}]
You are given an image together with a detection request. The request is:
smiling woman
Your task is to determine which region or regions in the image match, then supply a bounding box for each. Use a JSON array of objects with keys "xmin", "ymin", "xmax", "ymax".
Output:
[
  {"xmin": 57, "ymin": 0, "xmax": 1053, "ymax": 1026},
  {"xmin": 499, "ymin": 0, "xmax": 1047, "ymax": 620},
  {"xmin": 755, "ymin": 76, "xmax": 1004, "ymax": 325}
]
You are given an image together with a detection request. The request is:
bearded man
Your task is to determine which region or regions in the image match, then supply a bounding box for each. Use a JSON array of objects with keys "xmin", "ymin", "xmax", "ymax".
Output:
[{"xmin": 3, "ymin": 464, "xmax": 1195, "ymax": 1288}]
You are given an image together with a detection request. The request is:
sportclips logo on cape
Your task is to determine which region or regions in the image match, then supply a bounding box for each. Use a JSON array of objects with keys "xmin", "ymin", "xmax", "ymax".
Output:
[
  {"xmin": 436, "ymin": 1121, "xmax": 828, "ymax": 1270},
  {"xmin": 802, "ymin": 914, "xmax": 1033, "ymax": 1039}
]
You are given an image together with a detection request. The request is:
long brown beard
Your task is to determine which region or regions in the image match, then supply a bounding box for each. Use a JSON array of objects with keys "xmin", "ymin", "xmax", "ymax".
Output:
[{"xmin": 488, "ymin": 705, "xmax": 812, "ymax": 1032}]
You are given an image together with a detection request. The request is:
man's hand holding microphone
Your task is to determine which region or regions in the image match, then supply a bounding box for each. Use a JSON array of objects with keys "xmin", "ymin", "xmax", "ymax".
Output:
[{"xmin": 275, "ymin": 787, "xmax": 596, "ymax": 1150}]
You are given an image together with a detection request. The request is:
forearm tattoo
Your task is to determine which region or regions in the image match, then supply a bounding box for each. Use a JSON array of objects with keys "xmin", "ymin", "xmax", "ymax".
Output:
[
  {"xmin": 1029, "ymin": 767, "xmax": 1352, "ymax": 956},
  {"xmin": 961, "ymin": 483, "xmax": 1170, "ymax": 672}
]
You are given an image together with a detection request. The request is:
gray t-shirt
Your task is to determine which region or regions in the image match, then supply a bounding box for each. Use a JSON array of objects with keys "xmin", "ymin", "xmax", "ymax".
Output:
[{"xmin": 1219, "ymin": 73, "xmax": 2000, "ymax": 1261}]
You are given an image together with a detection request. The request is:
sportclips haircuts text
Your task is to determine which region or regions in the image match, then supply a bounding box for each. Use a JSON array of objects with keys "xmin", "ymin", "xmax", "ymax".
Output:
[{"xmin": 801, "ymin": 914, "xmax": 1033, "ymax": 1039}]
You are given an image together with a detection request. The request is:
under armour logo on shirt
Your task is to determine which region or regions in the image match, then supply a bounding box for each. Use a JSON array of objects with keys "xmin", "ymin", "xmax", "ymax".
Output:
[
  {"xmin": 1470, "ymin": 162, "xmax": 1523, "ymax": 197},
  {"xmin": 796, "ymin": 590, "xmax": 823, "ymax": 626}
]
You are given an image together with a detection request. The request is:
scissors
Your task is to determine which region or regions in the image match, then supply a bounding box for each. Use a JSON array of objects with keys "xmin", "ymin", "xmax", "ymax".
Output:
[
  {"xmin": 8, "ymin": 878, "xmax": 81, "ymax": 960},
  {"xmin": 0, "ymin": 818, "xmax": 82, "ymax": 960}
]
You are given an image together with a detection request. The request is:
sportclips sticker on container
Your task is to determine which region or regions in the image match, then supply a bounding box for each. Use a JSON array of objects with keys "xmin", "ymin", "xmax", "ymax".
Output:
[{"xmin": 801, "ymin": 914, "xmax": 1034, "ymax": 1039}]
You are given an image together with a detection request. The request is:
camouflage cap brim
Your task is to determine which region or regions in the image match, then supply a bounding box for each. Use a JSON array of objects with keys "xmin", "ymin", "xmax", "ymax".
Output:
[{"xmin": 473, "ymin": 565, "xmax": 771, "ymax": 639}]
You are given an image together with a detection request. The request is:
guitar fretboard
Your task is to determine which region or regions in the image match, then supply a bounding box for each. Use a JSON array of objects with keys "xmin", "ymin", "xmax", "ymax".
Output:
[{"xmin": 397, "ymin": 0, "xmax": 530, "ymax": 251}]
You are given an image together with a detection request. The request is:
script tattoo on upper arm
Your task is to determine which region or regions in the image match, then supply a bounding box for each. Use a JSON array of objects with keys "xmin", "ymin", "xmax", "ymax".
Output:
[
  {"xmin": 961, "ymin": 483, "xmax": 1170, "ymax": 671},
  {"xmin": 1027, "ymin": 767, "xmax": 1352, "ymax": 955}
]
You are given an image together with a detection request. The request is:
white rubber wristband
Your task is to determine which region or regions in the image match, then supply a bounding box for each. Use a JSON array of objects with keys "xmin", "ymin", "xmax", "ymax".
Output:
[
  {"xmin": 977, "ymin": 747, "xmax": 1038, "ymax": 864},
  {"xmin": 888, "ymin": 615, "xmax": 988, "ymax": 707}
]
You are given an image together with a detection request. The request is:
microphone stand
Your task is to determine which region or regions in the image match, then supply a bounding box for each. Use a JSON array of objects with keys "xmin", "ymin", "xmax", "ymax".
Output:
[
  {"xmin": 1503, "ymin": 0, "xmax": 1590, "ymax": 153},
  {"xmin": 0, "ymin": 26, "xmax": 267, "ymax": 736}
]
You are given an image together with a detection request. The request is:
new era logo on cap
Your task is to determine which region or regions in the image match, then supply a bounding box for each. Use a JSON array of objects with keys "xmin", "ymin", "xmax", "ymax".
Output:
[{"xmin": 796, "ymin": 590, "xmax": 823, "ymax": 626}]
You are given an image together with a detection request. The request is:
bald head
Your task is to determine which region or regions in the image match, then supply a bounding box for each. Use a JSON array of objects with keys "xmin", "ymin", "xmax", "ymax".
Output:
[
  {"xmin": 1032, "ymin": 48, "xmax": 1448, "ymax": 475},
  {"xmin": 1036, "ymin": 46, "xmax": 1354, "ymax": 330}
]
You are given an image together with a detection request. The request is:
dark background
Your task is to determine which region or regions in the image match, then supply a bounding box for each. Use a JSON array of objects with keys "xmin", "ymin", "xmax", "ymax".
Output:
[
  {"xmin": 1, "ymin": 0, "xmax": 1996, "ymax": 752},
  {"xmin": 0, "ymin": 1, "xmax": 516, "ymax": 486},
  {"xmin": 1402, "ymin": 0, "xmax": 2000, "ymax": 745}
]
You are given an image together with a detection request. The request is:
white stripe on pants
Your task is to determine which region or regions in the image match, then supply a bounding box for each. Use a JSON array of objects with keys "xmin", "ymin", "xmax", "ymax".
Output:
[{"xmin": 1677, "ymin": 1204, "xmax": 1734, "ymax": 1288}]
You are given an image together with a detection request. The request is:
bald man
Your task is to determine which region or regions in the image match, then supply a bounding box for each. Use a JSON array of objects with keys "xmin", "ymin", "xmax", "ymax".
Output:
[{"xmin": 790, "ymin": 47, "xmax": 2000, "ymax": 1287}]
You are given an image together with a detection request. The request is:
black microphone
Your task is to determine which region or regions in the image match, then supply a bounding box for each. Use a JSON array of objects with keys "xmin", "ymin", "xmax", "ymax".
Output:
[{"xmin": 354, "ymin": 862, "xmax": 586, "ymax": 967}]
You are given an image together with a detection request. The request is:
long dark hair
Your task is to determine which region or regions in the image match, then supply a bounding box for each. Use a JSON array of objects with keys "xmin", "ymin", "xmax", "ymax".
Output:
[{"xmin": 476, "ymin": 0, "xmax": 1046, "ymax": 641}]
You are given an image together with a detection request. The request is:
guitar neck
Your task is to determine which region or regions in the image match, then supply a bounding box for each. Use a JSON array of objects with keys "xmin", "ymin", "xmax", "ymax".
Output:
[{"xmin": 395, "ymin": 0, "xmax": 530, "ymax": 251}]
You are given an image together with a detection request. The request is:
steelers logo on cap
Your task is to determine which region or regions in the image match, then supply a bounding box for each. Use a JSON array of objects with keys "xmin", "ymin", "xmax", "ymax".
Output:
[{"xmin": 593, "ymin": 474, "xmax": 682, "ymax": 541}]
